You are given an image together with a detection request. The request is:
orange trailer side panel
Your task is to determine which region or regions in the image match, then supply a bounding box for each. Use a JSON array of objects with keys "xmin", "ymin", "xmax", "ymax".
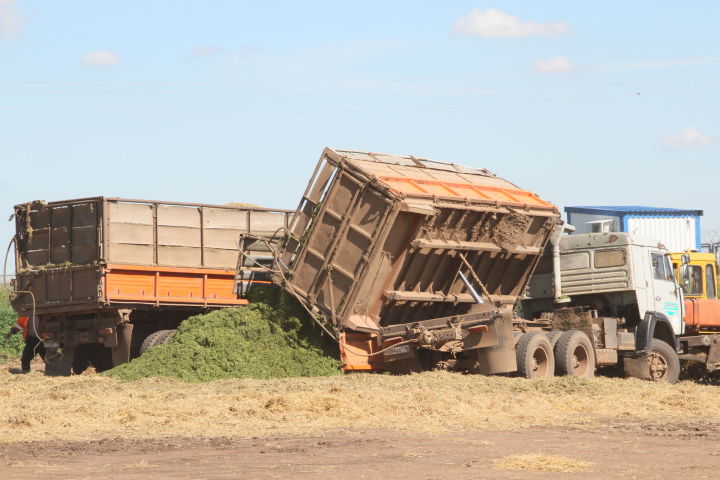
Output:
[{"xmin": 105, "ymin": 264, "xmax": 247, "ymax": 306}]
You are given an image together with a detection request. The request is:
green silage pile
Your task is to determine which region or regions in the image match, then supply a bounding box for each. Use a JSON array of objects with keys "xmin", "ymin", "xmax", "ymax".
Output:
[
  {"xmin": 0, "ymin": 288, "xmax": 23, "ymax": 360},
  {"xmin": 106, "ymin": 288, "xmax": 341, "ymax": 382}
]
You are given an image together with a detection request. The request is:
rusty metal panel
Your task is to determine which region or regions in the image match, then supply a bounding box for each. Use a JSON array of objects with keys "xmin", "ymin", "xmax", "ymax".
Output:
[
  {"xmin": 14, "ymin": 198, "xmax": 103, "ymax": 270},
  {"xmin": 12, "ymin": 265, "xmax": 101, "ymax": 315},
  {"xmin": 273, "ymin": 148, "xmax": 560, "ymax": 335}
]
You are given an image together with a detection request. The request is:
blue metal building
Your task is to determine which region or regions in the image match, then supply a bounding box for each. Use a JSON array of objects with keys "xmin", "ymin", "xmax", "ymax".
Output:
[{"xmin": 565, "ymin": 206, "xmax": 703, "ymax": 252}]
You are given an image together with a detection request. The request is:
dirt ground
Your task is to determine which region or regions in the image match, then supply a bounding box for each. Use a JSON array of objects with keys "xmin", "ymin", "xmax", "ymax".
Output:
[
  {"xmin": 2, "ymin": 359, "xmax": 720, "ymax": 478},
  {"xmin": 1, "ymin": 426, "xmax": 719, "ymax": 479}
]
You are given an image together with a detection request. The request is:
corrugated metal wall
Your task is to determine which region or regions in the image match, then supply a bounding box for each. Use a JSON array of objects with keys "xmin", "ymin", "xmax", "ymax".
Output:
[{"xmin": 626, "ymin": 216, "xmax": 697, "ymax": 252}]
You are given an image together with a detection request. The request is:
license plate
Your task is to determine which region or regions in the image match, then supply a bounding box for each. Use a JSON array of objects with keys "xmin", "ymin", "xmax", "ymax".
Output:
[
  {"xmin": 386, "ymin": 344, "xmax": 410, "ymax": 356},
  {"xmin": 43, "ymin": 341, "xmax": 59, "ymax": 349}
]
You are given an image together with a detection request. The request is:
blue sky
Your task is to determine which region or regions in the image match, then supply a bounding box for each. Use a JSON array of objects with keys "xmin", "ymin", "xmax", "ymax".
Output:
[{"xmin": 1, "ymin": 1, "xmax": 719, "ymax": 258}]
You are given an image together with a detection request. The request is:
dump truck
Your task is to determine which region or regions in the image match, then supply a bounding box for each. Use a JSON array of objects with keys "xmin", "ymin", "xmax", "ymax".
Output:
[
  {"xmin": 10, "ymin": 197, "xmax": 292, "ymax": 374},
  {"xmin": 237, "ymin": 148, "xmax": 720, "ymax": 384},
  {"xmin": 237, "ymin": 148, "xmax": 561, "ymax": 375}
]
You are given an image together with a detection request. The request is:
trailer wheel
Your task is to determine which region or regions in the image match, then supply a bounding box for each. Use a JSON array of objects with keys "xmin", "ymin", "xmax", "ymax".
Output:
[
  {"xmin": 554, "ymin": 330, "xmax": 595, "ymax": 378},
  {"xmin": 648, "ymin": 339, "xmax": 680, "ymax": 384},
  {"xmin": 516, "ymin": 333, "xmax": 555, "ymax": 379},
  {"xmin": 139, "ymin": 329, "xmax": 177, "ymax": 355}
]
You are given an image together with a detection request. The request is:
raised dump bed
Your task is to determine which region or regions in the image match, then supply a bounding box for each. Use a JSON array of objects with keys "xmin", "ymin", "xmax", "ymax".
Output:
[
  {"xmin": 11, "ymin": 197, "xmax": 292, "ymax": 372},
  {"xmin": 240, "ymin": 148, "xmax": 560, "ymax": 373}
]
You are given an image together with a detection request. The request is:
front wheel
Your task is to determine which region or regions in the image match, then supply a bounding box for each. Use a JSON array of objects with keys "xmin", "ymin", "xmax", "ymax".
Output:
[{"xmin": 647, "ymin": 339, "xmax": 680, "ymax": 384}]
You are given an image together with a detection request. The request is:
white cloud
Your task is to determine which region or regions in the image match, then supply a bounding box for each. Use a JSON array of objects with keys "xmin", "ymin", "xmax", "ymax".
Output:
[
  {"xmin": 453, "ymin": 8, "xmax": 571, "ymax": 38},
  {"xmin": 0, "ymin": 0, "xmax": 26, "ymax": 39},
  {"xmin": 662, "ymin": 126, "xmax": 718, "ymax": 150},
  {"xmin": 534, "ymin": 56, "xmax": 575, "ymax": 73},
  {"xmin": 83, "ymin": 50, "xmax": 120, "ymax": 66},
  {"xmin": 188, "ymin": 45, "xmax": 223, "ymax": 58}
]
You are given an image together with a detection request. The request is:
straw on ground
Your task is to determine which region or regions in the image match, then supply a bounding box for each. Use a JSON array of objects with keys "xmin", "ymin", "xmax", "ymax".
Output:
[{"xmin": 1, "ymin": 370, "xmax": 720, "ymax": 443}]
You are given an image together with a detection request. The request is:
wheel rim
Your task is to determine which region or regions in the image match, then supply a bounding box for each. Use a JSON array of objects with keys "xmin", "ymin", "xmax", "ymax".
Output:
[
  {"xmin": 649, "ymin": 352, "xmax": 669, "ymax": 382},
  {"xmin": 531, "ymin": 347, "xmax": 550, "ymax": 377},
  {"xmin": 571, "ymin": 344, "xmax": 590, "ymax": 376}
]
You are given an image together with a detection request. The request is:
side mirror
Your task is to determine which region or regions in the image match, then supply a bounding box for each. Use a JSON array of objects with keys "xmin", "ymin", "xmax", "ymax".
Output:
[
  {"xmin": 680, "ymin": 264, "xmax": 690, "ymax": 286},
  {"xmin": 681, "ymin": 253, "xmax": 691, "ymax": 265}
]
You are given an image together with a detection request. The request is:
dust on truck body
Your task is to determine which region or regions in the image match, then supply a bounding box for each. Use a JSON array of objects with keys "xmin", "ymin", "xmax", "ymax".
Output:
[
  {"xmin": 522, "ymin": 231, "xmax": 720, "ymax": 383},
  {"xmin": 11, "ymin": 197, "xmax": 292, "ymax": 373},
  {"xmin": 245, "ymin": 148, "xmax": 560, "ymax": 373}
]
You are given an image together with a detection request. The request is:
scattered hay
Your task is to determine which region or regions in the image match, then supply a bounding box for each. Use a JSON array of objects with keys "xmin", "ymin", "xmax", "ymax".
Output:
[
  {"xmin": 494, "ymin": 453, "xmax": 592, "ymax": 472},
  {"xmin": 2, "ymin": 371, "xmax": 720, "ymax": 443},
  {"xmin": 105, "ymin": 287, "xmax": 341, "ymax": 382},
  {"xmin": 225, "ymin": 202, "xmax": 261, "ymax": 208}
]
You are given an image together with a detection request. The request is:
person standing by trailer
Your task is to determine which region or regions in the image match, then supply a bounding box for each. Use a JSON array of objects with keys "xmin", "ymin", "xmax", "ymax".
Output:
[{"xmin": 5, "ymin": 316, "xmax": 46, "ymax": 373}]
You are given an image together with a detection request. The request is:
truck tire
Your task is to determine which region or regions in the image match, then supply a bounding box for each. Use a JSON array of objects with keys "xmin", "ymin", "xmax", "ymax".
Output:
[
  {"xmin": 648, "ymin": 339, "xmax": 680, "ymax": 384},
  {"xmin": 554, "ymin": 330, "xmax": 595, "ymax": 378},
  {"xmin": 546, "ymin": 331, "xmax": 564, "ymax": 348},
  {"xmin": 139, "ymin": 329, "xmax": 177, "ymax": 355},
  {"xmin": 516, "ymin": 332, "xmax": 555, "ymax": 379}
]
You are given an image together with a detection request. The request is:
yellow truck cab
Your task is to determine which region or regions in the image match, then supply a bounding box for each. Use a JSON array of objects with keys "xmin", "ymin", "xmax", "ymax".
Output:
[{"xmin": 670, "ymin": 252, "xmax": 719, "ymax": 300}]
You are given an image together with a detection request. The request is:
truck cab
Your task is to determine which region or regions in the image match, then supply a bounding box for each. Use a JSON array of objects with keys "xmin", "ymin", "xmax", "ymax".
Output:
[
  {"xmin": 524, "ymin": 232, "xmax": 684, "ymax": 342},
  {"xmin": 670, "ymin": 251, "xmax": 720, "ymax": 333},
  {"xmin": 670, "ymin": 252, "xmax": 718, "ymax": 300}
]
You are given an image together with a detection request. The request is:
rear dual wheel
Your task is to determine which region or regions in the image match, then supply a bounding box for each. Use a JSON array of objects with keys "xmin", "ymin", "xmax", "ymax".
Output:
[
  {"xmin": 554, "ymin": 330, "xmax": 595, "ymax": 378},
  {"xmin": 516, "ymin": 333, "xmax": 555, "ymax": 378},
  {"xmin": 515, "ymin": 330, "xmax": 596, "ymax": 379}
]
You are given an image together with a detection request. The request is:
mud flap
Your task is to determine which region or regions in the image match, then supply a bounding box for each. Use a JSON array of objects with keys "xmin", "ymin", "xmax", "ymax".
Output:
[
  {"xmin": 111, "ymin": 323, "xmax": 134, "ymax": 367},
  {"xmin": 623, "ymin": 355, "xmax": 652, "ymax": 380},
  {"xmin": 472, "ymin": 317, "xmax": 517, "ymax": 374},
  {"xmin": 45, "ymin": 347, "xmax": 75, "ymax": 376}
]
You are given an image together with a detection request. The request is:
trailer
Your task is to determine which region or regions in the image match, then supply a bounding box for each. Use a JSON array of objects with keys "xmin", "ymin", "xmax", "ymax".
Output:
[
  {"xmin": 11, "ymin": 197, "xmax": 292, "ymax": 374},
  {"xmin": 237, "ymin": 148, "xmax": 560, "ymax": 374}
]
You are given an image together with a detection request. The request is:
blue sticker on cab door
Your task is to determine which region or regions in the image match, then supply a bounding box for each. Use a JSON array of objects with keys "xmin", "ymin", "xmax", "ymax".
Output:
[{"xmin": 664, "ymin": 302, "xmax": 679, "ymax": 317}]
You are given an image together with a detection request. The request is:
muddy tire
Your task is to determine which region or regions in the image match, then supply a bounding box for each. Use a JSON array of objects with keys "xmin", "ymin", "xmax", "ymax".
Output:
[
  {"xmin": 139, "ymin": 329, "xmax": 177, "ymax": 355},
  {"xmin": 648, "ymin": 339, "xmax": 680, "ymax": 384},
  {"xmin": 515, "ymin": 332, "xmax": 555, "ymax": 379},
  {"xmin": 546, "ymin": 331, "xmax": 564, "ymax": 348},
  {"xmin": 554, "ymin": 330, "xmax": 595, "ymax": 378}
]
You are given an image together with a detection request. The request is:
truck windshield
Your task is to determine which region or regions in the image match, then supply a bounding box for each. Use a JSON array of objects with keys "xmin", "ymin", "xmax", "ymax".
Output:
[{"xmin": 682, "ymin": 265, "xmax": 703, "ymax": 295}]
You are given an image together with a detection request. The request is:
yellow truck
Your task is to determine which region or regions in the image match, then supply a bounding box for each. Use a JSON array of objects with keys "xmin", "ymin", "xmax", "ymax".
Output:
[{"xmin": 670, "ymin": 252, "xmax": 719, "ymax": 300}]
